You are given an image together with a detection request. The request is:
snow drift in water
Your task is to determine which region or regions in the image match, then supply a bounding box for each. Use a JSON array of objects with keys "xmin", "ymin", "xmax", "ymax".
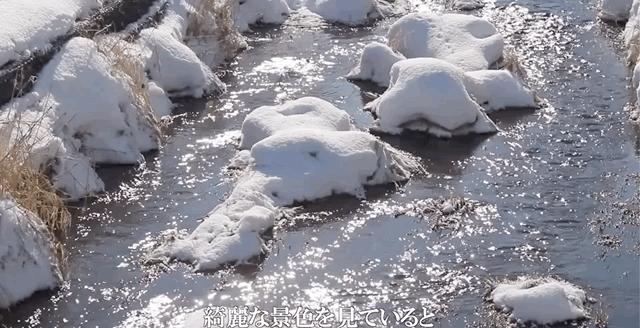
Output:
[
  {"xmin": 348, "ymin": 42, "xmax": 406, "ymax": 87},
  {"xmin": 0, "ymin": 198, "xmax": 62, "ymax": 309},
  {"xmin": 151, "ymin": 97, "xmax": 419, "ymax": 271},
  {"xmin": 239, "ymin": 97, "xmax": 353, "ymax": 149},
  {"xmin": 235, "ymin": 0, "xmax": 291, "ymax": 32},
  {"xmin": 368, "ymin": 58, "xmax": 498, "ymax": 137},
  {"xmin": 489, "ymin": 277, "xmax": 588, "ymax": 325},
  {"xmin": 304, "ymin": 0, "xmax": 383, "ymax": 25},
  {"xmin": 387, "ymin": 12, "xmax": 504, "ymax": 71}
]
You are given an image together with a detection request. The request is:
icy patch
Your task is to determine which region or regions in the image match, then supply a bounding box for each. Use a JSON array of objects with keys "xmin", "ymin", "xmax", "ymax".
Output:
[
  {"xmin": 0, "ymin": 0, "xmax": 101, "ymax": 67},
  {"xmin": 464, "ymin": 70, "xmax": 537, "ymax": 112},
  {"xmin": 239, "ymin": 97, "xmax": 353, "ymax": 149},
  {"xmin": 600, "ymin": 0, "xmax": 633, "ymax": 22},
  {"xmin": 0, "ymin": 198, "xmax": 62, "ymax": 309},
  {"xmin": 387, "ymin": 12, "xmax": 504, "ymax": 71},
  {"xmin": 368, "ymin": 58, "xmax": 498, "ymax": 137},
  {"xmin": 304, "ymin": 0, "xmax": 383, "ymax": 25},
  {"xmin": 489, "ymin": 277, "xmax": 588, "ymax": 325},
  {"xmin": 348, "ymin": 42, "xmax": 406, "ymax": 87}
]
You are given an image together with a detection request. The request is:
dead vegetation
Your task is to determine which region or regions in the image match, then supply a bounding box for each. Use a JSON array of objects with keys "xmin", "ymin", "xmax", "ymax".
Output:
[
  {"xmin": 96, "ymin": 36, "xmax": 164, "ymax": 137},
  {"xmin": 186, "ymin": 0, "xmax": 245, "ymax": 57},
  {"xmin": 0, "ymin": 113, "xmax": 70, "ymax": 235}
]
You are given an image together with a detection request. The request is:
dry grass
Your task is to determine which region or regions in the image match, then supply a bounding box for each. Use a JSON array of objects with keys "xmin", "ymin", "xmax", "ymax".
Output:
[
  {"xmin": 0, "ymin": 113, "xmax": 70, "ymax": 234},
  {"xmin": 96, "ymin": 36, "xmax": 164, "ymax": 136},
  {"xmin": 186, "ymin": 0, "xmax": 245, "ymax": 56}
]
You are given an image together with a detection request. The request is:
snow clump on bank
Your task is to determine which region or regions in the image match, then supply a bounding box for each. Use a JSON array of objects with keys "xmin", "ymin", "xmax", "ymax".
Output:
[
  {"xmin": 489, "ymin": 277, "xmax": 588, "ymax": 325},
  {"xmin": 151, "ymin": 97, "xmax": 419, "ymax": 271},
  {"xmin": 368, "ymin": 58, "xmax": 498, "ymax": 137},
  {"xmin": 387, "ymin": 12, "xmax": 504, "ymax": 71},
  {"xmin": 0, "ymin": 198, "xmax": 62, "ymax": 308}
]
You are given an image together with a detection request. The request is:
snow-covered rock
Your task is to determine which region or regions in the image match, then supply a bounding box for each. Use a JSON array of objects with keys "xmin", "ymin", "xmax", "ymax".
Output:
[
  {"xmin": 0, "ymin": 0, "xmax": 101, "ymax": 67},
  {"xmin": 235, "ymin": 0, "xmax": 291, "ymax": 32},
  {"xmin": 387, "ymin": 12, "xmax": 504, "ymax": 71},
  {"xmin": 624, "ymin": 0, "xmax": 640, "ymax": 63},
  {"xmin": 140, "ymin": 28, "xmax": 224, "ymax": 97},
  {"xmin": 0, "ymin": 198, "xmax": 62, "ymax": 308},
  {"xmin": 489, "ymin": 277, "xmax": 588, "ymax": 325},
  {"xmin": 348, "ymin": 42, "xmax": 406, "ymax": 87},
  {"xmin": 305, "ymin": 0, "xmax": 382, "ymax": 25},
  {"xmin": 464, "ymin": 70, "xmax": 537, "ymax": 112},
  {"xmin": 239, "ymin": 97, "xmax": 353, "ymax": 149},
  {"xmin": 600, "ymin": 0, "xmax": 633, "ymax": 22},
  {"xmin": 368, "ymin": 58, "xmax": 498, "ymax": 137}
]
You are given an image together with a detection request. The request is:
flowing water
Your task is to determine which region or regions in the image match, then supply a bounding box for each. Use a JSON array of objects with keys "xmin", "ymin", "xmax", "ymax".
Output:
[{"xmin": 2, "ymin": 0, "xmax": 639, "ymax": 327}]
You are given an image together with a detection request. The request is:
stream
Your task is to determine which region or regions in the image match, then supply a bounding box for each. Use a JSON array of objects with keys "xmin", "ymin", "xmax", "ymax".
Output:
[{"xmin": 1, "ymin": 0, "xmax": 639, "ymax": 327}]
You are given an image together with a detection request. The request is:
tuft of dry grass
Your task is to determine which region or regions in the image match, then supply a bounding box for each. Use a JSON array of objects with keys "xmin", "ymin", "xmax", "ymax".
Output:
[
  {"xmin": 96, "ymin": 36, "xmax": 164, "ymax": 136},
  {"xmin": 186, "ymin": 0, "xmax": 245, "ymax": 57},
  {"xmin": 0, "ymin": 114, "xmax": 70, "ymax": 235}
]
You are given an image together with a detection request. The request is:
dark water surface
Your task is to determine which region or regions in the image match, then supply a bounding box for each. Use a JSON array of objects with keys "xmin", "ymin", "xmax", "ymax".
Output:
[{"xmin": 2, "ymin": 0, "xmax": 639, "ymax": 327}]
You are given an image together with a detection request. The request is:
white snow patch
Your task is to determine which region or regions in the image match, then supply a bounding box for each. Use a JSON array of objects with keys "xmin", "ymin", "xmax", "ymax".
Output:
[
  {"xmin": 304, "ymin": 0, "xmax": 383, "ymax": 25},
  {"xmin": 235, "ymin": 0, "xmax": 291, "ymax": 32},
  {"xmin": 348, "ymin": 42, "xmax": 406, "ymax": 87},
  {"xmin": 368, "ymin": 58, "xmax": 498, "ymax": 137},
  {"xmin": 0, "ymin": 198, "xmax": 61, "ymax": 309},
  {"xmin": 239, "ymin": 97, "xmax": 353, "ymax": 149},
  {"xmin": 490, "ymin": 277, "xmax": 588, "ymax": 325},
  {"xmin": 0, "ymin": 0, "xmax": 101, "ymax": 67},
  {"xmin": 600, "ymin": 0, "xmax": 633, "ymax": 21},
  {"xmin": 387, "ymin": 12, "xmax": 504, "ymax": 71},
  {"xmin": 464, "ymin": 70, "xmax": 537, "ymax": 112}
]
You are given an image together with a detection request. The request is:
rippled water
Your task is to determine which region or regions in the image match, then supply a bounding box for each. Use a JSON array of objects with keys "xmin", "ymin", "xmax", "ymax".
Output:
[{"xmin": 2, "ymin": 0, "xmax": 639, "ymax": 327}]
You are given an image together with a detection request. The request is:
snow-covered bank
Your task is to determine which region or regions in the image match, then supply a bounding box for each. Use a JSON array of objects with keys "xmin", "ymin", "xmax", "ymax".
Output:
[
  {"xmin": 620, "ymin": 0, "xmax": 640, "ymax": 111},
  {"xmin": 0, "ymin": 198, "xmax": 62, "ymax": 308},
  {"xmin": 0, "ymin": 0, "xmax": 101, "ymax": 67},
  {"xmin": 489, "ymin": 277, "xmax": 588, "ymax": 325},
  {"xmin": 387, "ymin": 12, "xmax": 504, "ymax": 71},
  {"xmin": 151, "ymin": 97, "xmax": 419, "ymax": 271}
]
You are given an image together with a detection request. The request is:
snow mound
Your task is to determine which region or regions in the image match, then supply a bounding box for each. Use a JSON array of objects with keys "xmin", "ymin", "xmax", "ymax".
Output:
[
  {"xmin": 452, "ymin": 0, "xmax": 485, "ymax": 10},
  {"xmin": 600, "ymin": 0, "xmax": 633, "ymax": 21},
  {"xmin": 490, "ymin": 277, "xmax": 588, "ymax": 325},
  {"xmin": 387, "ymin": 12, "xmax": 504, "ymax": 71},
  {"xmin": 624, "ymin": 0, "xmax": 640, "ymax": 62},
  {"xmin": 0, "ymin": 0, "xmax": 101, "ymax": 67},
  {"xmin": 463, "ymin": 70, "xmax": 537, "ymax": 112},
  {"xmin": 239, "ymin": 97, "xmax": 353, "ymax": 149},
  {"xmin": 305, "ymin": 0, "xmax": 382, "ymax": 25},
  {"xmin": 235, "ymin": 0, "xmax": 291, "ymax": 32},
  {"xmin": 348, "ymin": 42, "xmax": 406, "ymax": 87},
  {"xmin": 0, "ymin": 198, "xmax": 62, "ymax": 309},
  {"xmin": 369, "ymin": 58, "xmax": 498, "ymax": 137},
  {"xmin": 139, "ymin": 28, "xmax": 224, "ymax": 97}
]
